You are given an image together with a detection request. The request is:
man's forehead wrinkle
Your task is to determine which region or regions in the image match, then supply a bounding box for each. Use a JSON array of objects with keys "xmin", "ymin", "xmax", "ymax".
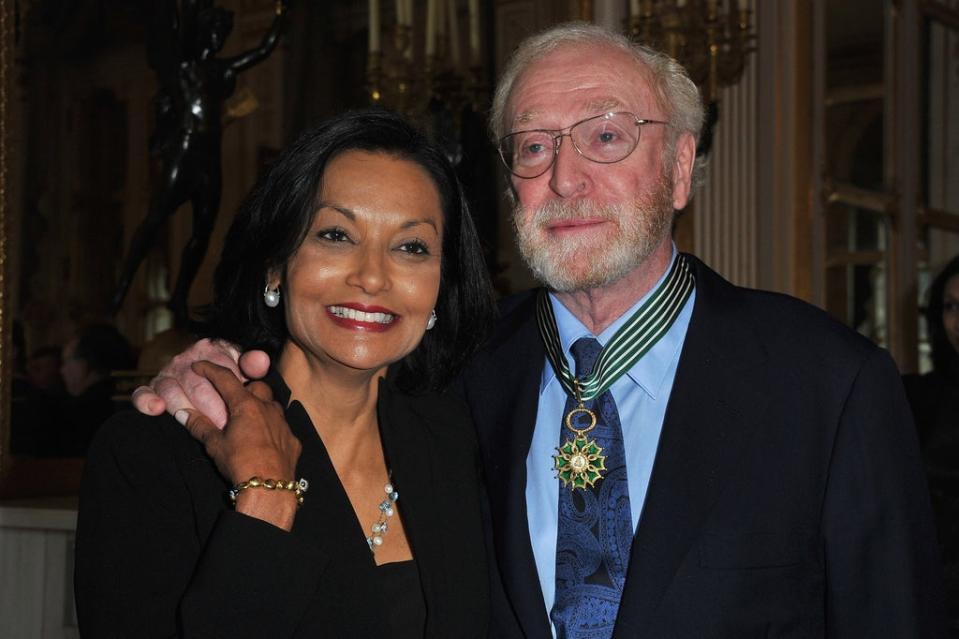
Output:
[
  {"xmin": 506, "ymin": 51, "xmax": 656, "ymax": 130},
  {"xmin": 510, "ymin": 96, "xmax": 629, "ymax": 132},
  {"xmin": 514, "ymin": 110, "xmax": 538, "ymax": 125},
  {"xmin": 586, "ymin": 97, "xmax": 624, "ymax": 113}
]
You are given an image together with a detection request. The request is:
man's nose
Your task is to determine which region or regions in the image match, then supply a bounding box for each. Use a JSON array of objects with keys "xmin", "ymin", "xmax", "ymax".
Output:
[{"xmin": 548, "ymin": 136, "xmax": 590, "ymax": 198}]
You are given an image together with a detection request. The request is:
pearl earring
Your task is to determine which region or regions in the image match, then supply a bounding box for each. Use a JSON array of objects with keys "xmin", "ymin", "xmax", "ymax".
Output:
[
  {"xmin": 426, "ymin": 310, "xmax": 437, "ymax": 331},
  {"xmin": 264, "ymin": 285, "xmax": 281, "ymax": 308}
]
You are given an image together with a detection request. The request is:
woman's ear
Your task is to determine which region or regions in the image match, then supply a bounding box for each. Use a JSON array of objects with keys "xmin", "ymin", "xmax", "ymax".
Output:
[{"xmin": 266, "ymin": 267, "xmax": 282, "ymax": 290}]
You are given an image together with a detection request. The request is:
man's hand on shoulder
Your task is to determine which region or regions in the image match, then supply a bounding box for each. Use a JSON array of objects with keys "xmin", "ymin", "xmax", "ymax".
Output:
[{"xmin": 131, "ymin": 338, "xmax": 271, "ymax": 429}]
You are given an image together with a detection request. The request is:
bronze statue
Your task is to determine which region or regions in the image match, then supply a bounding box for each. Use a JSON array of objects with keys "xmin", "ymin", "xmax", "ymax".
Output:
[{"xmin": 112, "ymin": 0, "xmax": 288, "ymax": 324}]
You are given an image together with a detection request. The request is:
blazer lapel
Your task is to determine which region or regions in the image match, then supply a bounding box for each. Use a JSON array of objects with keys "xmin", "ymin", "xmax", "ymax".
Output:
[
  {"xmin": 376, "ymin": 382, "xmax": 447, "ymax": 635},
  {"xmin": 612, "ymin": 256, "xmax": 771, "ymax": 636},
  {"xmin": 466, "ymin": 292, "xmax": 553, "ymax": 639}
]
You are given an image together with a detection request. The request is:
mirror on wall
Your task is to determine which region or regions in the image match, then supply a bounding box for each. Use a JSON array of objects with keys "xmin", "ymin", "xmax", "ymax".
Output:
[
  {"xmin": 0, "ymin": 1, "xmax": 355, "ymax": 497},
  {"xmin": 0, "ymin": 0, "xmax": 502, "ymax": 498}
]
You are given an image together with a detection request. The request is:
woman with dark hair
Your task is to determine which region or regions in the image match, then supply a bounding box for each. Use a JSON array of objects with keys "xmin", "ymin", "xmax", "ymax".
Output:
[
  {"xmin": 75, "ymin": 110, "xmax": 495, "ymax": 637},
  {"xmin": 904, "ymin": 254, "xmax": 959, "ymax": 445},
  {"xmin": 903, "ymin": 254, "xmax": 959, "ymax": 630}
]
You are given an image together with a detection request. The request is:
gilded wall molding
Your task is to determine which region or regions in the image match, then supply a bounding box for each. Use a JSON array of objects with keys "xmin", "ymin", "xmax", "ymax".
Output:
[{"xmin": 0, "ymin": 0, "xmax": 12, "ymax": 470}]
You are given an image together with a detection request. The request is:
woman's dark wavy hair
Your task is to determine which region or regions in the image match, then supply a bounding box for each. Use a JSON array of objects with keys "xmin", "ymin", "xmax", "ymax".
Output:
[
  {"xmin": 926, "ymin": 253, "xmax": 959, "ymax": 373},
  {"xmin": 201, "ymin": 109, "xmax": 495, "ymax": 393}
]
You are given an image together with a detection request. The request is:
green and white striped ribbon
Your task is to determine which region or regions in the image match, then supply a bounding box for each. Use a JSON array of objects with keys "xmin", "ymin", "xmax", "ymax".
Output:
[{"xmin": 537, "ymin": 255, "xmax": 695, "ymax": 403}]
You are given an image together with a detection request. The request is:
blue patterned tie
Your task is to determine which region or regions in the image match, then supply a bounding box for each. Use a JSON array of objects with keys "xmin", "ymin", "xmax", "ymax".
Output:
[{"xmin": 550, "ymin": 337, "xmax": 633, "ymax": 639}]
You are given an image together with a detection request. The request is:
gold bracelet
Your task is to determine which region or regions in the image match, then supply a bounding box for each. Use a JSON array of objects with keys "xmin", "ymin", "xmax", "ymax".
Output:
[{"xmin": 229, "ymin": 476, "xmax": 309, "ymax": 506}]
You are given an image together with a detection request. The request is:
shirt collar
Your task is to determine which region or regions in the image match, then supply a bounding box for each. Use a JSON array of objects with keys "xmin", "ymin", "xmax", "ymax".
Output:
[{"xmin": 539, "ymin": 245, "xmax": 686, "ymax": 400}]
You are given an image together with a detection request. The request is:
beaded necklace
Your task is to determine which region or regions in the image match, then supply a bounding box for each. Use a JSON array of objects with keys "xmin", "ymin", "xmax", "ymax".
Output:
[{"xmin": 367, "ymin": 474, "xmax": 399, "ymax": 553}]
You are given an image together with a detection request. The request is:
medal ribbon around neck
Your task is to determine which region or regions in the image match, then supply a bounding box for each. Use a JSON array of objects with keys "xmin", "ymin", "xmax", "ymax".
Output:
[{"xmin": 537, "ymin": 255, "xmax": 695, "ymax": 490}]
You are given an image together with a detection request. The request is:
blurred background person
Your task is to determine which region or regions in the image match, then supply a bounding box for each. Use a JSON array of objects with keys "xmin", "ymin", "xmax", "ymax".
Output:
[
  {"xmin": 10, "ymin": 321, "xmax": 61, "ymax": 456},
  {"xmin": 57, "ymin": 323, "xmax": 136, "ymax": 456},
  {"xmin": 904, "ymin": 254, "xmax": 959, "ymax": 445},
  {"xmin": 904, "ymin": 253, "xmax": 959, "ymax": 633},
  {"xmin": 26, "ymin": 345, "xmax": 65, "ymax": 397}
]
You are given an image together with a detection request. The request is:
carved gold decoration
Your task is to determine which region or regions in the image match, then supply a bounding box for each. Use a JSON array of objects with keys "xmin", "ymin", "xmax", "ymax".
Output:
[
  {"xmin": 0, "ymin": 0, "xmax": 11, "ymax": 472},
  {"xmin": 627, "ymin": 0, "xmax": 755, "ymax": 104},
  {"xmin": 366, "ymin": 0, "xmax": 485, "ymax": 118}
]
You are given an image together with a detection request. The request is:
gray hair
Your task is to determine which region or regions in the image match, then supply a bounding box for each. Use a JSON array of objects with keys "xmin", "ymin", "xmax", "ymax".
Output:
[{"xmin": 490, "ymin": 22, "xmax": 706, "ymax": 183}]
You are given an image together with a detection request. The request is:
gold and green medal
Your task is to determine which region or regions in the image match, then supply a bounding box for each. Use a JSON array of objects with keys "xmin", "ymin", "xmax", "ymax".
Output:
[
  {"xmin": 537, "ymin": 255, "xmax": 695, "ymax": 491},
  {"xmin": 554, "ymin": 380, "xmax": 607, "ymax": 490}
]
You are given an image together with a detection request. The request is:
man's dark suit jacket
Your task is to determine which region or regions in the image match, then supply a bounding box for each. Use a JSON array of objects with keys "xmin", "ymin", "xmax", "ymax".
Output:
[
  {"xmin": 460, "ymin": 255, "xmax": 946, "ymax": 638},
  {"xmin": 74, "ymin": 373, "xmax": 489, "ymax": 638}
]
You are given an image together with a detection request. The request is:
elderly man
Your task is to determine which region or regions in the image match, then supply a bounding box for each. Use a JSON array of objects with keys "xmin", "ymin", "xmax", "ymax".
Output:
[{"xmin": 134, "ymin": 22, "xmax": 944, "ymax": 638}]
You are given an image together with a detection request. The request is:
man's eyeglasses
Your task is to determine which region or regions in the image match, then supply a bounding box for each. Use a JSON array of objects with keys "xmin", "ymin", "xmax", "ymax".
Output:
[{"xmin": 497, "ymin": 111, "xmax": 668, "ymax": 180}]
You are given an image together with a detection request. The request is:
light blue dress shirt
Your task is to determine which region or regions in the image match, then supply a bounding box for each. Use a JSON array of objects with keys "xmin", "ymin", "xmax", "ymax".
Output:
[{"xmin": 525, "ymin": 248, "xmax": 695, "ymax": 630}]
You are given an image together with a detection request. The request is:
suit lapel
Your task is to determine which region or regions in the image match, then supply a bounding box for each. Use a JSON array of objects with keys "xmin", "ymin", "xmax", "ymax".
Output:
[
  {"xmin": 376, "ymin": 382, "xmax": 447, "ymax": 635},
  {"xmin": 612, "ymin": 256, "xmax": 771, "ymax": 636},
  {"xmin": 282, "ymin": 399, "xmax": 363, "ymax": 571},
  {"xmin": 467, "ymin": 292, "xmax": 553, "ymax": 639}
]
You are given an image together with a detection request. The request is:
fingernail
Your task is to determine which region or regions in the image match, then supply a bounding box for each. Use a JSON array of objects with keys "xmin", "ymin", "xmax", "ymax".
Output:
[{"xmin": 174, "ymin": 410, "xmax": 189, "ymax": 426}]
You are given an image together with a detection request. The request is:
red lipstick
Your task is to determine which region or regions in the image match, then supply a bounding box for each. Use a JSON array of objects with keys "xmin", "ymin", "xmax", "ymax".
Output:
[{"xmin": 326, "ymin": 303, "xmax": 399, "ymax": 333}]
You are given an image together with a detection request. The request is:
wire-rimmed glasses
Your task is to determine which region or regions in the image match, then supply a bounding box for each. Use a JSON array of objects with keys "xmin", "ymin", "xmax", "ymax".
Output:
[{"xmin": 497, "ymin": 111, "xmax": 668, "ymax": 180}]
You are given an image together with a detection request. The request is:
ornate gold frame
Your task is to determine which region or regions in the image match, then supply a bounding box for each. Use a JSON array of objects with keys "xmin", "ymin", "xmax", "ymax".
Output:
[{"xmin": 0, "ymin": 0, "xmax": 12, "ymax": 476}]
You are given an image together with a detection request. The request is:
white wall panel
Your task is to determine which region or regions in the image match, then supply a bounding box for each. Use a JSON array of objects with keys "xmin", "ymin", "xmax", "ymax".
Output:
[{"xmin": 693, "ymin": 42, "xmax": 759, "ymax": 288}]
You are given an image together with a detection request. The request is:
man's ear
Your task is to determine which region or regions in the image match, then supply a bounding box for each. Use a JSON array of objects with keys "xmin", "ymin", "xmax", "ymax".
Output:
[{"xmin": 670, "ymin": 132, "xmax": 697, "ymax": 211}]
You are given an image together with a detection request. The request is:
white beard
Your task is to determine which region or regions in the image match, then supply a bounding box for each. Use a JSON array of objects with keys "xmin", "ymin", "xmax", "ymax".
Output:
[{"xmin": 513, "ymin": 176, "xmax": 675, "ymax": 293}]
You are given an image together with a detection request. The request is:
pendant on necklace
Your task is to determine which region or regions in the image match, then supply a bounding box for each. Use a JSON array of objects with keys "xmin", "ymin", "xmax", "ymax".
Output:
[{"xmin": 553, "ymin": 405, "xmax": 606, "ymax": 490}]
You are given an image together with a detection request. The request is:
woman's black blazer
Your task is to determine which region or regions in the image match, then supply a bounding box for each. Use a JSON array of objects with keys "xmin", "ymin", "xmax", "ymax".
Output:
[{"xmin": 74, "ymin": 372, "xmax": 490, "ymax": 638}]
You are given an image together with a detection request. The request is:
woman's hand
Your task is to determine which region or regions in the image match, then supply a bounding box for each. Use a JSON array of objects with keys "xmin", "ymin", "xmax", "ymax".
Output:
[{"xmin": 180, "ymin": 361, "xmax": 302, "ymax": 531}]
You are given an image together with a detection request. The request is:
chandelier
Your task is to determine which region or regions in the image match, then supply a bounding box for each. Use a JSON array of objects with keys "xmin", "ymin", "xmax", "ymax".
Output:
[
  {"xmin": 626, "ymin": 0, "xmax": 755, "ymax": 105},
  {"xmin": 362, "ymin": 1, "xmax": 753, "ymax": 157},
  {"xmin": 365, "ymin": 0, "xmax": 484, "ymax": 120}
]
